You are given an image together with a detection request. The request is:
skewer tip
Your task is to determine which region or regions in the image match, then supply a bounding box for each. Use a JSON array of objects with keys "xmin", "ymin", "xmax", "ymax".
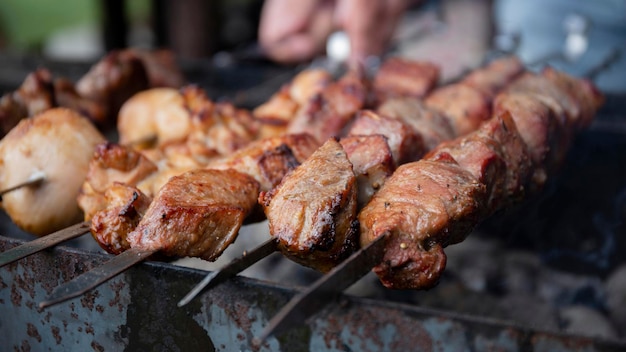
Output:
[{"xmin": 177, "ymin": 271, "xmax": 218, "ymax": 307}]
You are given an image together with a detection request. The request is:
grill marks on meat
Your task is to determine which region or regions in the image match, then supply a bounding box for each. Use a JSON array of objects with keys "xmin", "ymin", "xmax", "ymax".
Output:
[
  {"xmin": 359, "ymin": 160, "xmax": 486, "ymax": 289},
  {"xmin": 287, "ymin": 71, "xmax": 368, "ymax": 143},
  {"xmin": 127, "ymin": 169, "xmax": 259, "ymax": 261},
  {"xmin": 360, "ymin": 68, "xmax": 603, "ymax": 290},
  {"xmin": 260, "ymin": 139, "xmax": 358, "ymax": 272},
  {"xmin": 90, "ymin": 183, "xmax": 152, "ymax": 254},
  {"xmin": 207, "ymin": 133, "xmax": 320, "ymax": 192}
]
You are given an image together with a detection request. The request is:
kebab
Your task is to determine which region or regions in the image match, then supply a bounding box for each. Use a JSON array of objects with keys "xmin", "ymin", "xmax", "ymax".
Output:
[
  {"xmin": 178, "ymin": 56, "xmax": 526, "ymax": 305},
  {"xmin": 256, "ymin": 66, "xmax": 603, "ymax": 342}
]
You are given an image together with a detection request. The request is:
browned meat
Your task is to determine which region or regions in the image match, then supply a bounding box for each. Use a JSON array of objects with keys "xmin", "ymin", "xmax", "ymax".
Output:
[
  {"xmin": 377, "ymin": 98, "xmax": 456, "ymax": 150},
  {"xmin": 0, "ymin": 69, "xmax": 55, "ymax": 137},
  {"xmin": 359, "ymin": 159, "xmax": 486, "ymax": 289},
  {"xmin": 129, "ymin": 48, "xmax": 185, "ymax": 88},
  {"xmin": 76, "ymin": 50, "xmax": 150, "ymax": 129},
  {"xmin": 260, "ymin": 139, "xmax": 358, "ymax": 272},
  {"xmin": 90, "ymin": 183, "xmax": 152, "ymax": 254},
  {"xmin": 287, "ymin": 70, "xmax": 368, "ymax": 143},
  {"xmin": 78, "ymin": 142, "xmax": 158, "ymax": 221},
  {"xmin": 360, "ymin": 66, "xmax": 603, "ymax": 291},
  {"xmin": 253, "ymin": 69, "xmax": 332, "ymax": 138},
  {"xmin": 424, "ymin": 83, "xmax": 491, "ymax": 136},
  {"xmin": 340, "ymin": 135, "xmax": 395, "ymax": 208},
  {"xmin": 348, "ymin": 110, "xmax": 425, "ymax": 165},
  {"xmin": 462, "ymin": 56, "xmax": 524, "ymax": 98},
  {"xmin": 208, "ymin": 133, "xmax": 320, "ymax": 191},
  {"xmin": 494, "ymin": 92, "xmax": 559, "ymax": 191},
  {"xmin": 127, "ymin": 169, "xmax": 259, "ymax": 260},
  {"xmin": 541, "ymin": 66, "xmax": 604, "ymax": 129},
  {"xmin": 54, "ymin": 77, "xmax": 108, "ymax": 126},
  {"xmin": 373, "ymin": 57, "xmax": 440, "ymax": 103}
]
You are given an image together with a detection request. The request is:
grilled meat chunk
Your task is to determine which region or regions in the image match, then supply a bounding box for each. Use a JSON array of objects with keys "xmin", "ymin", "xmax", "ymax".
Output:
[
  {"xmin": 348, "ymin": 110, "xmax": 425, "ymax": 165},
  {"xmin": 127, "ymin": 169, "xmax": 260, "ymax": 260},
  {"xmin": 287, "ymin": 70, "xmax": 368, "ymax": 143},
  {"xmin": 462, "ymin": 56, "xmax": 524, "ymax": 98},
  {"xmin": 253, "ymin": 68, "xmax": 332, "ymax": 138},
  {"xmin": 340, "ymin": 135, "xmax": 395, "ymax": 208},
  {"xmin": 373, "ymin": 57, "xmax": 440, "ymax": 103},
  {"xmin": 0, "ymin": 69, "xmax": 55, "ymax": 137},
  {"xmin": 90, "ymin": 183, "xmax": 152, "ymax": 254},
  {"xmin": 359, "ymin": 159, "xmax": 486, "ymax": 289},
  {"xmin": 424, "ymin": 83, "xmax": 491, "ymax": 136},
  {"xmin": 377, "ymin": 98, "xmax": 455, "ymax": 150},
  {"xmin": 260, "ymin": 139, "xmax": 359, "ymax": 272},
  {"xmin": 78, "ymin": 142, "xmax": 158, "ymax": 221},
  {"xmin": 208, "ymin": 133, "xmax": 320, "ymax": 191}
]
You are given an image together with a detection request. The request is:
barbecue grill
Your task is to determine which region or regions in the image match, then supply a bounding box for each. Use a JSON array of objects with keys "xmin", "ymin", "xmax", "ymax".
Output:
[{"xmin": 1, "ymin": 1, "xmax": 626, "ymax": 350}]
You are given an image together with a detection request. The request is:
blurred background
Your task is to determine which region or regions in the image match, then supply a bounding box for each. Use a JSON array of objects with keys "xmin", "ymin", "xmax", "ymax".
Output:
[{"xmin": 0, "ymin": 0, "xmax": 624, "ymax": 93}]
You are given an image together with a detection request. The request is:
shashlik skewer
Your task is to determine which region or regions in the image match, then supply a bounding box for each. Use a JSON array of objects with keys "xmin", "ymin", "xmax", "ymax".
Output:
[
  {"xmin": 40, "ymin": 132, "xmax": 321, "ymax": 307},
  {"xmin": 255, "ymin": 66, "xmax": 604, "ymax": 343},
  {"xmin": 178, "ymin": 56, "xmax": 525, "ymax": 305}
]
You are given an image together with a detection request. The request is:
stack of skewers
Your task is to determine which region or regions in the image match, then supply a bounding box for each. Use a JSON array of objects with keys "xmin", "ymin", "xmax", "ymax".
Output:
[{"xmin": 0, "ymin": 49, "xmax": 607, "ymax": 346}]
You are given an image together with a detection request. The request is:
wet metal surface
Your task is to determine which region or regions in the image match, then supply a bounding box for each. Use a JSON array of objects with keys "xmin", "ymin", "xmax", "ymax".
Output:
[{"xmin": 2, "ymin": 235, "xmax": 625, "ymax": 351}]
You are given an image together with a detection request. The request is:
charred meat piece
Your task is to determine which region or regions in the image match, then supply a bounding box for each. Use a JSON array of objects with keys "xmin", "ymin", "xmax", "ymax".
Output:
[
  {"xmin": 287, "ymin": 70, "xmax": 368, "ymax": 143},
  {"xmin": 260, "ymin": 139, "xmax": 359, "ymax": 272},
  {"xmin": 208, "ymin": 133, "xmax": 320, "ymax": 191},
  {"xmin": 54, "ymin": 78, "xmax": 107, "ymax": 127},
  {"xmin": 348, "ymin": 110, "xmax": 425, "ymax": 165},
  {"xmin": 76, "ymin": 49, "xmax": 150, "ymax": 128},
  {"xmin": 78, "ymin": 142, "xmax": 158, "ymax": 221},
  {"xmin": 340, "ymin": 134, "xmax": 395, "ymax": 208},
  {"xmin": 127, "ymin": 169, "xmax": 260, "ymax": 261},
  {"xmin": 90, "ymin": 183, "xmax": 152, "ymax": 254},
  {"xmin": 0, "ymin": 69, "xmax": 55, "ymax": 137},
  {"xmin": 377, "ymin": 98, "xmax": 455, "ymax": 150},
  {"xmin": 359, "ymin": 159, "xmax": 486, "ymax": 289},
  {"xmin": 128, "ymin": 48, "xmax": 185, "ymax": 88},
  {"xmin": 373, "ymin": 57, "xmax": 440, "ymax": 103}
]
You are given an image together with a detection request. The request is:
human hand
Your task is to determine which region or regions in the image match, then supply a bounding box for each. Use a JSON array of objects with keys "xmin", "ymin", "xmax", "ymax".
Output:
[{"xmin": 259, "ymin": 0, "xmax": 411, "ymax": 67}]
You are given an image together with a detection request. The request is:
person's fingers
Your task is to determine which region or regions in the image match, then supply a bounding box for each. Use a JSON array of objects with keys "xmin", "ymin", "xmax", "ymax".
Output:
[
  {"xmin": 336, "ymin": 0, "xmax": 409, "ymax": 67},
  {"xmin": 259, "ymin": 0, "xmax": 335, "ymax": 63}
]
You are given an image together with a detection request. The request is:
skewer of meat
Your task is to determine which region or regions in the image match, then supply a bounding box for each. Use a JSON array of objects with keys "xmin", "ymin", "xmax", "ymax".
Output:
[
  {"xmin": 178, "ymin": 56, "xmax": 525, "ymax": 305},
  {"xmin": 255, "ymin": 66, "xmax": 603, "ymax": 343},
  {"xmin": 39, "ymin": 132, "xmax": 321, "ymax": 308}
]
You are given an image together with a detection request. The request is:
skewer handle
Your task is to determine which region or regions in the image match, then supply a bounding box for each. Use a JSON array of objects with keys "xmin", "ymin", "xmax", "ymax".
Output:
[
  {"xmin": 39, "ymin": 248, "xmax": 155, "ymax": 309},
  {"xmin": 0, "ymin": 221, "xmax": 90, "ymax": 268}
]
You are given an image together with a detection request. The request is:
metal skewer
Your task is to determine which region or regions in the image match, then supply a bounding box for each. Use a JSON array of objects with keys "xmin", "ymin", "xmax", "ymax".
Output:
[
  {"xmin": 0, "ymin": 221, "xmax": 90, "ymax": 268},
  {"xmin": 178, "ymin": 238, "xmax": 279, "ymax": 307},
  {"xmin": 253, "ymin": 234, "xmax": 387, "ymax": 346},
  {"xmin": 39, "ymin": 247, "xmax": 156, "ymax": 309},
  {"xmin": 0, "ymin": 170, "xmax": 46, "ymax": 200}
]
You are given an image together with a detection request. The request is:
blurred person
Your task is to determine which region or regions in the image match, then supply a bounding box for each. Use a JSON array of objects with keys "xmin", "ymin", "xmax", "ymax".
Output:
[{"xmin": 258, "ymin": 0, "xmax": 415, "ymax": 67}]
